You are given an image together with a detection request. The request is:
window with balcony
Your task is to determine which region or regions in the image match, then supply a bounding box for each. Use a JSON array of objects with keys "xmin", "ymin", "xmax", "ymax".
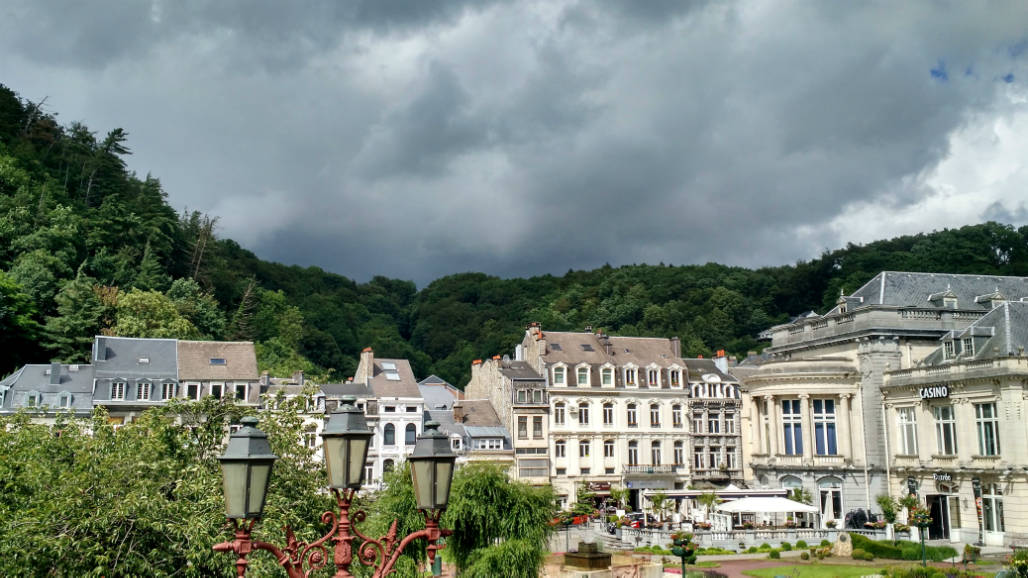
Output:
[
  {"xmin": 724, "ymin": 411, "xmax": 735, "ymax": 434},
  {"xmin": 726, "ymin": 446, "xmax": 737, "ymax": 469},
  {"xmin": 533, "ymin": 416, "xmax": 543, "ymax": 439},
  {"xmin": 518, "ymin": 416, "xmax": 528, "ymax": 439},
  {"xmin": 933, "ymin": 405, "xmax": 957, "ymax": 455},
  {"xmin": 707, "ymin": 411, "xmax": 720, "ymax": 434},
  {"xmin": 554, "ymin": 403, "xmax": 565, "ymax": 425},
  {"xmin": 649, "ymin": 404, "xmax": 661, "ymax": 427},
  {"xmin": 601, "ymin": 367, "xmax": 614, "ymax": 387},
  {"xmin": 673, "ymin": 441, "xmax": 684, "ymax": 465},
  {"xmin": 578, "ymin": 402, "xmax": 590, "ymax": 425},
  {"xmin": 627, "ymin": 403, "xmax": 638, "ymax": 427},
  {"xmin": 651, "ymin": 441, "xmax": 661, "ymax": 465},
  {"xmin": 604, "ymin": 439, "xmax": 615, "ymax": 457},
  {"xmin": 553, "ymin": 366, "xmax": 566, "ymax": 386},
  {"xmin": 693, "ymin": 448, "xmax": 705, "ymax": 469},
  {"xmin": 672, "ymin": 404, "xmax": 683, "ymax": 428},
  {"xmin": 555, "ymin": 440, "xmax": 566, "ymax": 458},
  {"xmin": 897, "ymin": 406, "xmax": 918, "ymax": 455},
  {"xmin": 813, "ymin": 399, "xmax": 837, "ymax": 455},
  {"xmin": 579, "ymin": 440, "xmax": 590, "ymax": 458},
  {"xmin": 692, "ymin": 412, "xmax": 704, "ymax": 434},
  {"xmin": 708, "ymin": 446, "xmax": 720, "ymax": 469},
  {"xmin": 782, "ymin": 400, "xmax": 802, "ymax": 455},
  {"xmin": 603, "ymin": 402, "xmax": 614, "ymax": 426},
  {"xmin": 628, "ymin": 440, "xmax": 638, "ymax": 466},
  {"xmin": 976, "ymin": 403, "xmax": 1000, "ymax": 456}
]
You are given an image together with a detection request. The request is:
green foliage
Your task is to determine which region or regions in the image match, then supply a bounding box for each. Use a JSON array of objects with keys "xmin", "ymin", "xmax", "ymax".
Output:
[
  {"xmin": 0, "ymin": 396, "xmax": 331, "ymax": 577},
  {"xmin": 0, "ymin": 271, "xmax": 39, "ymax": 371},
  {"xmin": 573, "ymin": 482, "xmax": 598, "ymax": 517},
  {"xmin": 852, "ymin": 548, "xmax": 874, "ymax": 561},
  {"xmin": 849, "ymin": 533, "xmax": 957, "ymax": 562},
  {"xmin": 820, "ymin": 539, "xmax": 831, "ymax": 547},
  {"xmin": 43, "ymin": 274, "xmax": 112, "ymax": 361},
  {"xmin": 441, "ymin": 463, "xmax": 555, "ymax": 575},
  {"xmin": 462, "ymin": 539, "xmax": 545, "ymax": 578},
  {"xmin": 800, "ymin": 551, "xmax": 810, "ymax": 560},
  {"xmin": 113, "ymin": 288, "xmax": 202, "ymax": 339},
  {"xmin": 795, "ymin": 540, "xmax": 808, "ymax": 549},
  {"xmin": 876, "ymin": 494, "xmax": 899, "ymax": 524},
  {"xmin": 768, "ymin": 549, "xmax": 781, "ymax": 559}
]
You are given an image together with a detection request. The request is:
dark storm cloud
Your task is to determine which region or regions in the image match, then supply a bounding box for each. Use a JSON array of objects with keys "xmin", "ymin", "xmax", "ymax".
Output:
[{"xmin": 2, "ymin": 0, "xmax": 1027, "ymax": 284}]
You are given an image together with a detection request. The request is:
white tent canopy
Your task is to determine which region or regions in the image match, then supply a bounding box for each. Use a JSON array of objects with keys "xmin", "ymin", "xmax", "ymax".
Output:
[{"xmin": 715, "ymin": 496, "xmax": 818, "ymax": 514}]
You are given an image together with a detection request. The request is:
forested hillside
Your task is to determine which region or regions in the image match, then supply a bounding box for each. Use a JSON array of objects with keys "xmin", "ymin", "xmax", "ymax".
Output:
[{"xmin": 4, "ymin": 82, "xmax": 1028, "ymax": 386}]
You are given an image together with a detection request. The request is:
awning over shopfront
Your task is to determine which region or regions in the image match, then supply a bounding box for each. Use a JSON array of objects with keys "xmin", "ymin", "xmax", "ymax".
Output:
[
  {"xmin": 715, "ymin": 497, "xmax": 818, "ymax": 514},
  {"xmin": 644, "ymin": 484, "xmax": 788, "ymax": 500}
]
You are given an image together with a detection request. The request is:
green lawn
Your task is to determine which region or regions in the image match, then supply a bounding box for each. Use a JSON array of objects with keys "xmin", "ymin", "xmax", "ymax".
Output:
[{"xmin": 743, "ymin": 564, "xmax": 889, "ymax": 577}]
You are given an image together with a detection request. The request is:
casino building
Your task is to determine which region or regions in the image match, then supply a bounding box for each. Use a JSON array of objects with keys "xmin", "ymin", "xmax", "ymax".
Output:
[{"xmin": 882, "ymin": 300, "xmax": 1028, "ymax": 546}]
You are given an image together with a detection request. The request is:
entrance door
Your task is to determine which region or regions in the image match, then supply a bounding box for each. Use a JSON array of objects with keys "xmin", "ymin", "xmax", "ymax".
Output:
[{"xmin": 926, "ymin": 495, "xmax": 950, "ymax": 540}]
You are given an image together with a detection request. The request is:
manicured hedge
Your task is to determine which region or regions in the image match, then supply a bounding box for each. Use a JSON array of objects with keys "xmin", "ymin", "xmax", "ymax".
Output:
[{"xmin": 849, "ymin": 533, "xmax": 957, "ymax": 562}]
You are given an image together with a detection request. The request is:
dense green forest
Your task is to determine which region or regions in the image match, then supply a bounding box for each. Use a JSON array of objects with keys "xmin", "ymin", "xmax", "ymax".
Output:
[{"xmin": 4, "ymin": 82, "xmax": 1028, "ymax": 386}]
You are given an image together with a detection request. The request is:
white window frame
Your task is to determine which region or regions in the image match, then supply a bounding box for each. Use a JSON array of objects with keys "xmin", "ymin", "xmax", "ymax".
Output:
[
  {"xmin": 983, "ymin": 483, "xmax": 1004, "ymax": 532},
  {"xmin": 627, "ymin": 441, "xmax": 639, "ymax": 466},
  {"xmin": 724, "ymin": 411, "xmax": 735, "ymax": 434},
  {"xmin": 604, "ymin": 439, "xmax": 615, "ymax": 457},
  {"xmin": 646, "ymin": 366, "xmax": 660, "ymax": 388},
  {"xmin": 651, "ymin": 441, "xmax": 661, "ymax": 465},
  {"xmin": 554, "ymin": 402, "xmax": 565, "ymax": 425},
  {"xmin": 578, "ymin": 439, "xmax": 590, "ymax": 458},
  {"xmin": 601, "ymin": 365, "xmax": 615, "ymax": 387},
  {"xmin": 111, "ymin": 381, "xmax": 126, "ymax": 401},
  {"xmin": 673, "ymin": 441, "xmax": 684, "ymax": 465},
  {"xmin": 933, "ymin": 405, "xmax": 957, "ymax": 455},
  {"xmin": 137, "ymin": 381, "xmax": 151, "ymax": 401},
  {"xmin": 552, "ymin": 365, "xmax": 566, "ymax": 386},
  {"xmin": 602, "ymin": 402, "xmax": 614, "ymax": 426},
  {"xmin": 575, "ymin": 364, "xmax": 590, "ymax": 387},
  {"xmin": 578, "ymin": 401, "xmax": 590, "ymax": 425},
  {"xmin": 812, "ymin": 399, "xmax": 836, "ymax": 456},
  {"xmin": 943, "ymin": 340, "xmax": 955, "ymax": 360},
  {"xmin": 58, "ymin": 392, "xmax": 72, "ymax": 408},
  {"xmin": 782, "ymin": 400, "xmax": 802, "ymax": 455},
  {"xmin": 975, "ymin": 402, "xmax": 1000, "ymax": 456},
  {"xmin": 672, "ymin": 404, "xmax": 683, "ymax": 428},
  {"xmin": 669, "ymin": 368, "xmax": 682, "ymax": 388},
  {"xmin": 234, "ymin": 383, "xmax": 248, "ymax": 401},
  {"xmin": 555, "ymin": 440, "xmax": 566, "ymax": 458},
  {"xmin": 162, "ymin": 382, "xmax": 178, "ymax": 400},
  {"xmin": 897, "ymin": 406, "xmax": 918, "ymax": 455},
  {"xmin": 962, "ymin": 337, "xmax": 974, "ymax": 356},
  {"xmin": 626, "ymin": 403, "xmax": 638, "ymax": 427},
  {"xmin": 649, "ymin": 403, "xmax": 661, "ymax": 427},
  {"xmin": 186, "ymin": 383, "xmax": 201, "ymax": 401},
  {"xmin": 624, "ymin": 366, "xmax": 638, "ymax": 388}
]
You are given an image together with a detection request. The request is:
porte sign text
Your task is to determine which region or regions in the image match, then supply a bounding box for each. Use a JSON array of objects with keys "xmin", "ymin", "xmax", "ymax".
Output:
[{"xmin": 919, "ymin": 386, "xmax": 949, "ymax": 399}]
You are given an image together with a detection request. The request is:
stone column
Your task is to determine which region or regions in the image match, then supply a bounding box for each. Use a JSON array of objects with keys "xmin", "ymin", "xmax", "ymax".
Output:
[
  {"xmin": 799, "ymin": 394, "xmax": 813, "ymax": 459},
  {"xmin": 838, "ymin": 394, "xmax": 852, "ymax": 458},
  {"xmin": 765, "ymin": 395, "xmax": 779, "ymax": 456},
  {"xmin": 750, "ymin": 396, "xmax": 762, "ymax": 453}
]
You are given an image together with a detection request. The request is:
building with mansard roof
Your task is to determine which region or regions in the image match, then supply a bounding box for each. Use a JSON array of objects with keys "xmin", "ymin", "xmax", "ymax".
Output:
[{"xmin": 742, "ymin": 271, "xmax": 1028, "ymax": 532}]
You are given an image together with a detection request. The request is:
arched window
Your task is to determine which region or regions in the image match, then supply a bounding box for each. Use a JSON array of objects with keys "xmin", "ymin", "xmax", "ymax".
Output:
[
  {"xmin": 627, "ymin": 440, "xmax": 639, "ymax": 466},
  {"xmin": 672, "ymin": 404, "xmax": 683, "ymax": 428},
  {"xmin": 576, "ymin": 365, "xmax": 589, "ymax": 386},
  {"xmin": 626, "ymin": 403, "xmax": 638, "ymax": 426},
  {"xmin": 553, "ymin": 366, "xmax": 566, "ymax": 385},
  {"xmin": 554, "ymin": 402, "xmax": 566, "ymax": 425},
  {"xmin": 817, "ymin": 476, "xmax": 843, "ymax": 526},
  {"xmin": 601, "ymin": 367, "xmax": 614, "ymax": 386},
  {"xmin": 555, "ymin": 439, "xmax": 566, "ymax": 458},
  {"xmin": 405, "ymin": 423, "xmax": 417, "ymax": 445},
  {"xmin": 651, "ymin": 441, "xmax": 661, "ymax": 465},
  {"xmin": 578, "ymin": 401, "xmax": 590, "ymax": 424},
  {"xmin": 669, "ymin": 369, "xmax": 681, "ymax": 387},
  {"xmin": 673, "ymin": 441, "xmax": 684, "ymax": 465},
  {"xmin": 383, "ymin": 423, "xmax": 395, "ymax": 446},
  {"xmin": 649, "ymin": 403, "xmax": 661, "ymax": 427},
  {"xmin": 603, "ymin": 402, "xmax": 614, "ymax": 425},
  {"xmin": 383, "ymin": 459, "xmax": 395, "ymax": 473}
]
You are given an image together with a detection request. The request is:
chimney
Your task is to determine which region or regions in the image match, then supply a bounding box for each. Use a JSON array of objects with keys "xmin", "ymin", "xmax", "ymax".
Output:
[
  {"xmin": 453, "ymin": 401, "xmax": 465, "ymax": 423},
  {"xmin": 294, "ymin": 370, "xmax": 304, "ymax": 386},
  {"xmin": 671, "ymin": 336, "xmax": 681, "ymax": 359},
  {"xmin": 49, "ymin": 362, "xmax": 61, "ymax": 385},
  {"xmin": 515, "ymin": 344, "xmax": 524, "ymax": 361},
  {"xmin": 502, "ymin": 354, "xmax": 511, "ymax": 368},
  {"xmin": 358, "ymin": 347, "xmax": 374, "ymax": 382},
  {"xmin": 94, "ymin": 337, "xmax": 107, "ymax": 361},
  {"xmin": 713, "ymin": 350, "xmax": 729, "ymax": 373},
  {"xmin": 260, "ymin": 371, "xmax": 270, "ymax": 386}
]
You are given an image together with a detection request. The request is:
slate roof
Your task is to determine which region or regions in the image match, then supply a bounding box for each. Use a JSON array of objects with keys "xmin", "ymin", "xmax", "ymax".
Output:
[
  {"xmin": 368, "ymin": 358, "xmax": 422, "ymax": 398},
  {"xmin": 0, "ymin": 363, "xmax": 94, "ymax": 412},
  {"xmin": 418, "ymin": 378, "xmax": 457, "ymax": 410},
  {"xmin": 93, "ymin": 336, "xmax": 178, "ymax": 380},
  {"xmin": 178, "ymin": 341, "xmax": 258, "ymax": 381},
  {"xmin": 453, "ymin": 400, "xmax": 503, "ymax": 427},
  {"xmin": 682, "ymin": 359, "xmax": 739, "ymax": 383},
  {"xmin": 540, "ymin": 331, "xmax": 682, "ymax": 367},
  {"xmin": 320, "ymin": 382, "xmax": 373, "ymax": 398},
  {"xmin": 847, "ymin": 271, "xmax": 1028, "ymax": 310},
  {"xmin": 923, "ymin": 301, "xmax": 1028, "ymax": 364},
  {"xmin": 498, "ymin": 360, "xmax": 544, "ymax": 380},
  {"xmin": 427, "ymin": 409, "xmax": 464, "ymax": 438}
]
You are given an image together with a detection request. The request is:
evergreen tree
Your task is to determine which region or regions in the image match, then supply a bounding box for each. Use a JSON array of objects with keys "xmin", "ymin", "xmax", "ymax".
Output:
[{"xmin": 43, "ymin": 274, "xmax": 109, "ymax": 362}]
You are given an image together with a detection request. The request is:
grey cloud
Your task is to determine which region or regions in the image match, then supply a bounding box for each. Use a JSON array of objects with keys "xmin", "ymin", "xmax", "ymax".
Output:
[{"xmin": 4, "ymin": 0, "xmax": 1028, "ymax": 285}]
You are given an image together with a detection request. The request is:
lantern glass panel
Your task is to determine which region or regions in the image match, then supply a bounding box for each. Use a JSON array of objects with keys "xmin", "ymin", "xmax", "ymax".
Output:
[
  {"xmin": 324, "ymin": 436, "xmax": 345, "ymax": 488},
  {"xmin": 411, "ymin": 459, "xmax": 433, "ymax": 510},
  {"xmin": 222, "ymin": 461, "xmax": 248, "ymax": 518},
  {"xmin": 434, "ymin": 461, "xmax": 454, "ymax": 508},
  {"xmin": 348, "ymin": 437, "xmax": 369, "ymax": 486},
  {"xmin": 249, "ymin": 463, "xmax": 272, "ymax": 515}
]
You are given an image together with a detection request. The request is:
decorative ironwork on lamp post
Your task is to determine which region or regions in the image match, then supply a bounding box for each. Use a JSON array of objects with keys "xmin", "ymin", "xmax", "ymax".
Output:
[{"xmin": 212, "ymin": 397, "xmax": 456, "ymax": 577}]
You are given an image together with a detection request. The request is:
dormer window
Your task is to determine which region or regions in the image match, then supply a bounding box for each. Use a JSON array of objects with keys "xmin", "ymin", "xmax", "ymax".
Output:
[
  {"xmin": 111, "ymin": 381, "xmax": 126, "ymax": 401},
  {"xmin": 58, "ymin": 392, "xmax": 71, "ymax": 408},
  {"xmin": 137, "ymin": 382, "xmax": 151, "ymax": 401},
  {"xmin": 576, "ymin": 365, "xmax": 590, "ymax": 387},
  {"xmin": 647, "ymin": 368, "xmax": 660, "ymax": 388},
  {"xmin": 552, "ymin": 366, "xmax": 566, "ymax": 386},
  {"xmin": 943, "ymin": 340, "xmax": 955, "ymax": 360},
  {"xmin": 601, "ymin": 365, "xmax": 614, "ymax": 387},
  {"xmin": 624, "ymin": 367, "xmax": 637, "ymax": 387},
  {"xmin": 669, "ymin": 369, "xmax": 681, "ymax": 388},
  {"xmin": 962, "ymin": 337, "xmax": 974, "ymax": 357},
  {"xmin": 26, "ymin": 391, "xmax": 42, "ymax": 407},
  {"xmin": 162, "ymin": 382, "xmax": 178, "ymax": 400}
]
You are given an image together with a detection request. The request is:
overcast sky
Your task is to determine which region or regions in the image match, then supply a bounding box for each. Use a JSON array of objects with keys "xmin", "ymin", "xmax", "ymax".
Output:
[{"xmin": 3, "ymin": 1, "xmax": 1027, "ymax": 285}]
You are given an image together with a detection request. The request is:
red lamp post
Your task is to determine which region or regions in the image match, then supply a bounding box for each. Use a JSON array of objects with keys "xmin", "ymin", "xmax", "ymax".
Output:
[{"xmin": 213, "ymin": 397, "xmax": 455, "ymax": 577}]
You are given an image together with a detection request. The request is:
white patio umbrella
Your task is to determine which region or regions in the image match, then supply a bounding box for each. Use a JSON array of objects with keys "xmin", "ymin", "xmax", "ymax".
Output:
[{"xmin": 715, "ymin": 496, "xmax": 818, "ymax": 514}]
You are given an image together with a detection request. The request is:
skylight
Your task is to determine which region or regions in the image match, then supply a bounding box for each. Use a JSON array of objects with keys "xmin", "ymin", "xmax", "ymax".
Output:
[
  {"xmin": 381, "ymin": 362, "xmax": 397, "ymax": 370},
  {"xmin": 580, "ymin": 344, "xmax": 594, "ymax": 351},
  {"xmin": 385, "ymin": 372, "xmax": 401, "ymax": 381},
  {"xmin": 550, "ymin": 343, "xmax": 562, "ymax": 351},
  {"xmin": 210, "ymin": 358, "xmax": 227, "ymax": 365}
]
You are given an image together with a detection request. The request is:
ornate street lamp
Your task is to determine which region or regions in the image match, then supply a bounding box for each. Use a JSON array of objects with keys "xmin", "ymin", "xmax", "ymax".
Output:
[{"xmin": 213, "ymin": 398, "xmax": 455, "ymax": 577}]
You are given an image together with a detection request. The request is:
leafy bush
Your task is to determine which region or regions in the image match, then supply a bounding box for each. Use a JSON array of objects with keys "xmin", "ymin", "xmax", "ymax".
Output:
[
  {"xmin": 852, "ymin": 548, "xmax": 874, "ymax": 561},
  {"xmin": 634, "ymin": 545, "xmax": 672, "ymax": 555},
  {"xmin": 800, "ymin": 551, "xmax": 810, "ymax": 560},
  {"xmin": 795, "ymin": 540, "xmax": 808, "ymax": 549},
  {"xmin": 850, "ymin": 533, "xmax": 957, "ymax": 562},
  {"xmin": 696, "ymin": 547, "xmax": 734, "ymax": 555},
  {"xmin": 747, "ymin": 547, "xmax": 758, "ymax": 553},
  {"xmin": 768, "ymin": 550, "xmax": 781, "ymax": 559},
  {"xmin": 820, "ymin": 539, "xmax": 831, "ymax": 547},
  {"xmin": 780, "ymin": 541, "xmax": 792, "ymax": 551},
  {"xmin": 758, "ymin": 542, "xmax": 772, "ymax": 550}
]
